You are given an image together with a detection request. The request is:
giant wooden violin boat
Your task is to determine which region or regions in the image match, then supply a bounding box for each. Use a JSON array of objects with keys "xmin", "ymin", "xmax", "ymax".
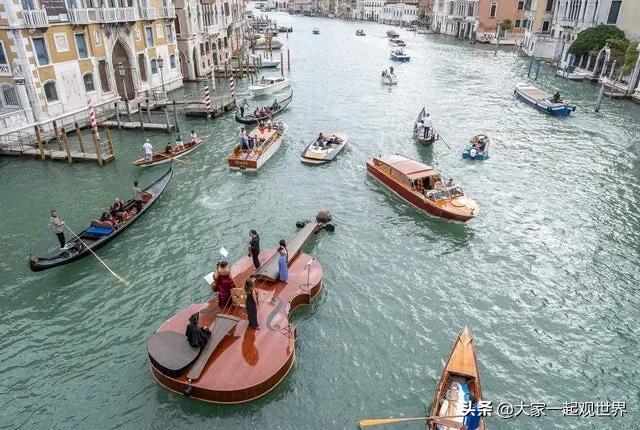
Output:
[{"xmin": 147, "ymin": 211, "xmax": 334, "ymax": 403}]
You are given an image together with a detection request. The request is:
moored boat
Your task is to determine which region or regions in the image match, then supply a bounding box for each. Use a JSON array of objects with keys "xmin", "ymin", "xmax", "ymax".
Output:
[
  {"xmin": 227, "ymin": 122, "xmax": 287, "ymax": 171},
  {"xmin": 356, "ymin": 29, "xmax": 366, "ymax": 36},
  {"xmin": 462, "ymin": 134, "xmax": 489, "ymax": 160},
  {"xmin": 390, "ymin": 49, "xmax": 410, "ymax": 62},
  {"xmin": 250, "ymin": 53, "xmax": 280, "ymax": 68},
  {"xmin": 278, "ymin": 26, "xmax": 293, "ymax": 32},
  {"xmin": 312, "ymin": 27, "xmax": 320, "ymax": 34},
  {"xmin": 428, "ymin": 328, "xmax": 485, "ymax": 430},
  {"xmin": 132, "ymin": 136, "xmax": 208, "ymax": 167},
  {"xmin": 514, "ymin": 83, "xmax": 576, "ymax": 116},
  {"xmin": 235, "ymin": 92, "xmax": 292, "ymax": 125},
  {"xmin": 300, "ymin": 132, "xmax": 348, "ymax": 164},
  {"xmin": 366, "ymin": 154, "xmax": 478, "ymax": 222},
  {"xmin": 386, "ymin": 29, "xmax": 399, "ymax": 38},
  {"xmin": 28, "ymin": 167, "xmax": 173, "ymax": 271},
  {"xmin": 413, "ymin": 107, "xmax": 438, "ymax": 145},
  {"xmin": 390, "ymin": 38, "xmax": 406, "ymax": 47},
  {"xmin": 254, "ymin": 37, "xmax": 283, "ymax": 50},
  {"xmin": 249, "ymin": 76, "xmax": 291, "ymax": 96}
]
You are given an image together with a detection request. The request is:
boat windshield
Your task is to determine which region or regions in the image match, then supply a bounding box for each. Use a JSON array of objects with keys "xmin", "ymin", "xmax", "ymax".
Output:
[{"xmin": 425, "ymin": 186, "xmax": 464, "ymax": 201}]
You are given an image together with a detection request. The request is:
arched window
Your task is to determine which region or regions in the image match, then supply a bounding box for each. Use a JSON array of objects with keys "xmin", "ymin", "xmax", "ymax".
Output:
[
  {"xmin": 43, "ymin": 81, "xmax": 58, "ymax": 102},
  {"xmin": 83, "ymin": 73, "xmax": 95, "ymax": 92},
  {"xmin": 169, "ymin": 54, "xmax": 176, "ymax": 69}
]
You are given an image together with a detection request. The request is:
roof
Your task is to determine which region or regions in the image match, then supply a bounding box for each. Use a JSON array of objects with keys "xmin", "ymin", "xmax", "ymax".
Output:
[{"xmin": 375, "ymin": 154, "xmax": 437, "ymax": 180}]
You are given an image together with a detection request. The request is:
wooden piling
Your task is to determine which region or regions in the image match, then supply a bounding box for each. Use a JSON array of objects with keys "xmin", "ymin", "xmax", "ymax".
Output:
[
  {"xmin": 287, "ymin": 49, "xmax": 290, "ymax": 73},
  {"xmin": 104, "ymin": 126, "xmax": 114, "ymax": 156},
  {"xmin": 74, "ymin": 122, "xmax": 85, "ymax": 153},
  {"xmin": 138, "ymin": 103, "xmax": 144, "ymax": 129},
  {"xmin": 280, "ymin": 52, "xmax": 284, "ymax": 77},
  {"xmin": 146, "ymin": 98, "xmax": 151, "ymax": 123},
  {"xmin": 173, "ymin": 100, "xmax": 179, "ymax": 132},
  {"xmin": 35, "ymin": 125, "xmax": 45, "ymax": 160},
  {"xmin": 61, "ymin": 128, "xmax": 73, "ymax": 164},
  {"xmin": 91, "ymin": 127, "xmax": 103, "ymax": 166},
  {"xmin": 115, "ymin": 102, "xmax": 122, "ymax": 129},
  {"xmin": 164, "ymin": 105, "xmax": 170, "ymax": 133},
  {"xmin": 52, "ymin": 120, "xmax": 63, "ymax": 150}
]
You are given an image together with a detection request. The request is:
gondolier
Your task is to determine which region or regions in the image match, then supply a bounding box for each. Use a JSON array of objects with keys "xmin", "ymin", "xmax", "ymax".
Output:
[
  {"xmin": 132, "ymin": 181, "xmax": 143, "ymax": 212},
  {"xmin": 143, "ymin": 139, "xmax": 153, "ymax": 161},
  {"xmin": 50, "ymin": 209, "xmax": 68, "ymax": 250},
  {"xmin": 422, "ymin": 113, "xmax": 432, "ymax": 139},
  {"xmin": 248, "ymin": 229, "xmax": 260, "ymax": 269}
]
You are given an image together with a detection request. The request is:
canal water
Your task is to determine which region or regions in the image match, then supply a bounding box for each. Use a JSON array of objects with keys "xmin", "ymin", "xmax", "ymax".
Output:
[{"xmin": 1, "ymin": 11, "xmax": 639, "ymax": 430}]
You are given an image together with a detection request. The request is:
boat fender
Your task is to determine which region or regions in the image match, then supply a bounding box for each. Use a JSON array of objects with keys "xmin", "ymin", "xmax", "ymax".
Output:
[
  {"xmin": 296, "ymin": 220, "xmax": 309, "ymax": 229},
  {"xmin": 469, "ymin": 148, "xmax": 477, "ymax": 158},
  {"xmin": 572, "ymin": 106, "xmax": 577, "ymax": 111}
]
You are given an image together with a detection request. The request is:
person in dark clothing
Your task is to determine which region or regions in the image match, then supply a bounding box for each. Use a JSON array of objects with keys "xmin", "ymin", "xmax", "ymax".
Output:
[
  {"xmin": 248, "ymin": 229, "xmax": 261, "ymax": 269},
  {"xmin": 244, "ymin": 278, "xmax": 259, "ymax": 329},
  {"xmin": 464, "ymin": 393, "xmax": 481, "ymax": 430},
  {"xmin": 185, "ymin": 313, "xmax": 211, "ymax": 348},
  {"xmin": 552, "ymin": 91, "xmax": 561, "ymax": 103}
]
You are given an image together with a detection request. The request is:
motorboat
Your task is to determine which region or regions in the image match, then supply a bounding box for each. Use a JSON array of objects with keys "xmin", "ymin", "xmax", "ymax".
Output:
[
  {"xmin": 462, "ymin": 134, "xmax": 489, "ymax": 160},
  {"xmin": 249, "ymin": 76, "xmax": 291, "ymax": 96},
  {"xmin": 514, "ymin": 83, "xmax": 576, "ymax": 116},
  {"xmin": 390, "ymin": 49, "xmax": 410, "ymax": 62}
]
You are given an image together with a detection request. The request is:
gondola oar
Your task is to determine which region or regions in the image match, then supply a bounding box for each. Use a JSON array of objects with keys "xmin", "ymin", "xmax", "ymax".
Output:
[
  {"xmin": 358, "ymin": 415, "xmax": 466, "ymax": 428},
  {"xmin": 438, "ymin": 134, "xmax": 452, "ymax": 150},
  {"xmin": 156, "ymin": 152, "xmax": 193, "ymax": 165},
  {"xmin": 64, "ymin": 224, "xmax": 130, "ymax": 286}
]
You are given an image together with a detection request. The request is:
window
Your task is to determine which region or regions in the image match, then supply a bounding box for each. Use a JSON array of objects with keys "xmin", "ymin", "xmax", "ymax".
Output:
[
  {"xmin": 21, "ymin": 0, "xmax": 34, "ymax": 9},
  {"xmin": 83, "ymin": 73, "xmax": 95, "ymax": 92},
  {"xmin": 138, "ymin": 53, "xmax": 147, "ymax": 82},
  {"xmin": 545, "ymin": 0, "xmax": 554, "ymax": 11},
  {"xmin": 166, "ymin": 24, "xmax": 174, "ymax": 43},
  {"xmin": 32, "ymin": 37, "xmax": 50, "ymax": 65},
  {"xmin": 43, "ymin": 81, "xmax": 58, "ymax": 102},
  {"xmin": 0, "ymin": 42, "xmax": 7, "ymax": 65},
  {"xmin": 145, "ymin": 27, "xmax": 154, "ymax": 47},
  {"xmin": 515, "ymin": 19, "xmax": 521, "ymax": 27},
  {"xmin": 607, "ymin": 0, "xmax": 621, "ymax": 24},
  {"xmin": 489, "ymin": 2, "xmax": 496, "ymax": 17},
  {"xmin": 2, "ymin": 85, "xmax": 20, "ymax": 106},
  {"xmin": 150, "ymin": 58, "xmax": 158, "ymax": 74},
  {"xmin": 517, "ymin": 0, "xmax": 524, "ymax": 9},
  {"xmin": 542, "ymin": 20, "xmax": 550, "ymax": 32},
  {"xmin": 522, "ymin": 19, "xmax": 529, "ymax": 28},
  {"xmin": 75, "ymin": 33, "xmax": 89, "ymax": 58},
  {"xmin": 170, "ymin": 54, "xmax": 176, "ymax": 68}
]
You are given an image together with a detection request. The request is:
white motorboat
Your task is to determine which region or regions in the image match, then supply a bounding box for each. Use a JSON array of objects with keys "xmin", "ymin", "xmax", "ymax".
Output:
[
  {"xmin": 254, "ymin": 37, "xmax": 283, "ymax": 50},
  {"xmin": 250, "ymin": 53, "xmax": 280, "ymax": 68},
  {"xmin": 249, "ymin": 76, "xmax": 291, "ymax": 96}
]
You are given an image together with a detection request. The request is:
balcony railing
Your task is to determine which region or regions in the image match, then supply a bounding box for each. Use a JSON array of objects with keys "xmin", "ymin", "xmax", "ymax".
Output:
[
  {"xmin": 141, "ymin": 7, "xmax": 157, "ymax": 20},
  {"xmin": 68, "ymin": 8, "xmax": 99, "ymax": 24},
  {"xmin": 161, "ymin": 5, "xmax": 176, "ymax": 18},
  {"xmin": 101, "ymin": 7, "xmax": 137, "ymax": 22},
  {"xmin": 22, "ymin": 9, "xmax": 49, "ymax": 28}
]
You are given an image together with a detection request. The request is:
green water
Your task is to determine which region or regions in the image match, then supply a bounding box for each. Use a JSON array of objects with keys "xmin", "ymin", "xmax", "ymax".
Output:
[{"xmin": 1, "ymin": 12, "xmax": 639, "ymax": 430}]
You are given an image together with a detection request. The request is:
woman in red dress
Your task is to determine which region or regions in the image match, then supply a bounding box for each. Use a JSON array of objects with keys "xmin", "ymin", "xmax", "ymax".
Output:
[{"xmin": 213, "ymin": 261, "xmax": 235, "ymax": 308}]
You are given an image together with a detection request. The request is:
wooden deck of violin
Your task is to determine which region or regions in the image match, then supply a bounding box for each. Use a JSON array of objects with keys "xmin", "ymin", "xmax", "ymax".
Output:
[{"xmin": 149, "ymin": 249, "xmax": 324, "ymax": 403}]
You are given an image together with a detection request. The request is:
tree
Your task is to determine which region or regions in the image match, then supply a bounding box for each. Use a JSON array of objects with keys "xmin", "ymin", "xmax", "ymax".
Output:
[
  {"xmin": 500, "ymin": 19, "xmax": 513, "ymax": 32},
  {"xmin": 568, "ymin": 25, "xmax": 627, "ymax": 57},
  {"xmin": 622, "ymin": 43, "xmax": 639, "ymax": 74}
]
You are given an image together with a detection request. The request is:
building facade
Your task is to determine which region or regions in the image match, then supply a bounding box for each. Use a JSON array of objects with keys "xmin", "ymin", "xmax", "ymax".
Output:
[
  {"xmin": 380, "ymin": 0, "xmax": 419, "ymax": 24},
  {"xmin": 522, "ymin": 0, "xmax": 556, "ymax": 57},
  {"xmin": 0, "ymin": 0, "xmax": 181, "ymax": 131},
  {"xmin": 432, "ymin": 0, "xmax": 479, "ymax": 38},
  {"xmin": 355, "ymin": 0, "xmax": 383, "ymax": 20}
]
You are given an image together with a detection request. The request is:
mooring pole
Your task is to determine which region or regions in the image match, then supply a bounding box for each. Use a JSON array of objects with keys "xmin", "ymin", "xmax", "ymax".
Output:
[
  {"xmin": 535, "ymin": 60, "xmax": 541, "ymax": 80},
  {"xmin": 527, "ymin": 56, "xmax": 533, "ymax": 77}
]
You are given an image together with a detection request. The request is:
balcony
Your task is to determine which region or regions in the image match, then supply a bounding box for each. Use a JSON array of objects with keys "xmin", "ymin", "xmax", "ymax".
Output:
[
  {"xmin": 141, "ymin": 7, "xmax": 157, "ymax": 20},
  {"xmin": 22, "ymin": 9, "xmax": 49, "ymax": 28},
  {"xmin": 68, "ymin": 8, "xmax": 99, "ymax": 24},
  {"xmin": 99, "ymin": 7, "xmax": 138, "ymax": 22},
  {"xmin": 161, "ymin": 5, "xmax": 176, "ymax": 18}
]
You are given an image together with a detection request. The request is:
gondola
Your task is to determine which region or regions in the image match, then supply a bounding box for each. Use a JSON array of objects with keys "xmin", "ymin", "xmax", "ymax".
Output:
[
  {"xmin": 235, "ymin": 92, "xmax": 292, "ymax": 125},
  {"xmin": 132, "ymin": 136, "xmax": 208, "ymax": 167},
  {"xmin": 428, "ymin": 328, "xmax": 485, "ymax": 429},
  {"xmin": 28, "ymin": 167, "xmax": 173, "ymax": 272}
]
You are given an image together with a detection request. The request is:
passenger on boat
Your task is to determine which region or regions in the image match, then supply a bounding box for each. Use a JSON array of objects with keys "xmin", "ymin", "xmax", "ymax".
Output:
[
  {"xmin": 389, "ymin": 66, "xmax": 394, "ymax": 75},
  {"xmin": 185, "ymin": 313, "xmax": 211, "ymax": 348},
  {"xmin": 422, "ymin": 113, "xmax": 432, "ymax": 139},
  {"xmin": 278, "ymin": 239, "xmax": 288, "ymax": 282},
  {"xmin": 175, "ymin": 133, "xmax": 184, "ymax": 150},
  {"xmin": 143, "ymin": 139, "xmax": 153, "ymax": 161},
  {"xmin": 50, "ymin": 209, "xmax": 68, "ymax": 250},
  {"xmin": 239, "ymin": 127, "xmax": 250, "ymax": 150},
  {"xmin": 190, "ymin": 130, "xmax": 197, "ymax": 144},
  {"xmin": 110, "ymin": 198, "xmax": 125, "ymax": 221},
  {"xmin": 244, "ymin": 279, "xmax": 260, "ymax": 330},
  {"xmin": 132, "ymin": 181, "xmax": 143, "ymax": 213},
  {"xmin": 272, "ymin": 99, "xmax": 279, "ymax": 110},
  {"xmin": 214, "ymin": 261, "xmax": 234, "ymax": 308},
  {"xmin": 382, "ymin": 70, "xmax": 387, "ymax": 78},
  {"xmin": 446, "ymin": 178, "xmax": 454, "ymax": 187},
  {"xmin": 464, "ymin": 393, "xmax": 481, "ymax": 430},
  {"xmin": 248, "ymin": 230, "xmax": 261, "ymax": 269},
  {"xmin": 254, "ymin": 107, "xmax": 261, "ymax": 118},
  {"xmin": 315, "ymin": 133, "xmax": 325, "ymax": 148},
  {"xmin": 552, "ymin": 91, "xmax": 561, "ymax": 103},
  {"xmin": 165, "ymin": 143, "xmax": 173, "ymax": 154},
  {"xmin": 277, "ymin": 122, "xmax": 285, "ymax": 134}
]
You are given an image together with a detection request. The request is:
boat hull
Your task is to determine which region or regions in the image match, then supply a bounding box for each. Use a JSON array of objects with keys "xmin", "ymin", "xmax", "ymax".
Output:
[
  {"xmin": 133, "ymin": 136, "xmax": 207, "ymax": 167},
  {"xmin": 390, "ymin": 54, "xmax": 410, "ymax": 62},
  {"xmin": 300, "ymin": 133, "xmax": 348, "ymax": 164},
  {"xmin": 514, "ymin": 86, "xmax": 575, "ymax": 116},
  {"xmin": 366, "ymin": 161, "xmax": 475, "ymax": 222},
  {"xmin": 249, "ymin": 80, "xmax": 290, "ymax": 96},
  {"xmin": 462, "ymin": 150, "xmax": 488, "ymax": 160}
]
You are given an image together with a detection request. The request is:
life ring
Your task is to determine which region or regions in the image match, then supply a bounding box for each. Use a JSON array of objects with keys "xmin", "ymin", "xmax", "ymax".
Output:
[{"xmin": 469, "ymin": 148, "xmax": 477, "ymax": 158}]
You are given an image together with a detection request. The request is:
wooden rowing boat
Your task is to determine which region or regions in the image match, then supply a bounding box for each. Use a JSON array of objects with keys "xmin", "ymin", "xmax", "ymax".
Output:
[
  {"xmin": 235, "ymin": 92, "xmax": 292, "ymax": 125},
  {"xmin": 366, "ymin": 154, "xmax": 478, "ymax": 222},
  {"xmin": 132, "ymin": 136, "xmax": 208, "ymax": 167},
  {"xmin": 28, "ymin": 167, "xmax": 173, "ymax": 271},
  {"xmin": 300, "ymin": 132, "xmax": 348, "ymax": 165},
  {"xmin": 227, "ymin": 123, "xmax": 287, "ymax": 171},
  {"xmin": 428, "ymin": 328, "xmax": 484, "ymax": 430}
]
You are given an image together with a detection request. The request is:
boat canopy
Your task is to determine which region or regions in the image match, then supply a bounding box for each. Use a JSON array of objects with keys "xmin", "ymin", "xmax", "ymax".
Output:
[{"xmin": 375, "ymin": 154, "xmax": 437, "ymax": 180}]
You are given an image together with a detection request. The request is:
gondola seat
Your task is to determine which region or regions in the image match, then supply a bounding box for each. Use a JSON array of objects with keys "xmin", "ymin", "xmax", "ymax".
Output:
[{"xmin": 84, "ymin": 226, "xmax": 113, "ymax": 238}]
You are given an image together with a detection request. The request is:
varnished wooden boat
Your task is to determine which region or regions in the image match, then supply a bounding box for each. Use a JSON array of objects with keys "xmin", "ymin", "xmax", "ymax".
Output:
[
  {"xmin": 28, "ymin": 167, "xmax": 173, "ymax": 271},
  {"xmin": 235, "ymin": 92, "xmax": 292, "ymax": 125},
  {"xmin": 428, "ymin": 328, "xmax": 484, "ymax": 430},
  {"xmin": 132, "ymin": 136, "xmax": 208, "ymax": 167},
  {"xmin": 300, "ymin": 133, "xmax": 348, "ymax": 165},
  {"xmin": 227, "ymin": 123, "xmax": 287, "ymax": 171},
  {"xmin": 366, "ymin": 154, "xmax": 478, "ymax": 222},
  {"xmin": 148, "ymin": 212, "xmax": 334, "ymax": 404}
]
